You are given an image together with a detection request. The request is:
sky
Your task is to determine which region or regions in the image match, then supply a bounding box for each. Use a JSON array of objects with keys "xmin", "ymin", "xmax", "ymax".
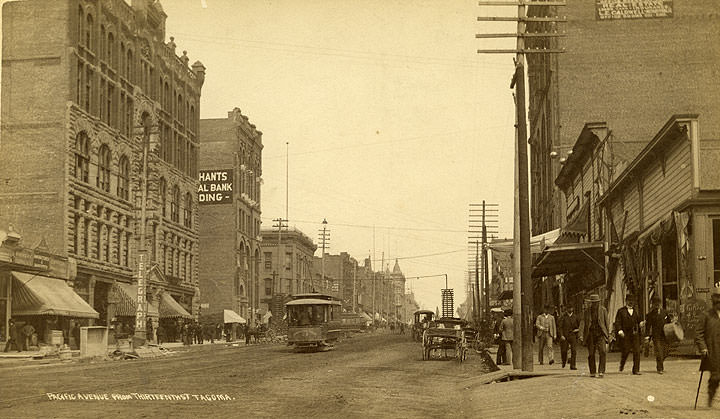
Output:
[{"xmin": 0, "ymin": 0, "xmax": 520, "ymax": 312}]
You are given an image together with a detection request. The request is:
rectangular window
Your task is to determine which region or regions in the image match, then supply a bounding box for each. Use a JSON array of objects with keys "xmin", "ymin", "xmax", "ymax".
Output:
[
  {"xmin": 265, "ymin": 279, "xmax": 273, "ymax": 296},
  {"xmin": 285, "ymin": 252, "xmax": 292, "ymax": 271},
  {"xmin": 264, "ymin": 252, "xmax": 272, "ymax": 270}
]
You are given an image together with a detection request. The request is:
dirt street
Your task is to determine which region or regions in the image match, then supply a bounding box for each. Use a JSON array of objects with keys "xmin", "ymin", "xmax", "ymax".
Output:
[{"xmin": 0, "ymin": 332, "xmax": 496, "ymax": 418}]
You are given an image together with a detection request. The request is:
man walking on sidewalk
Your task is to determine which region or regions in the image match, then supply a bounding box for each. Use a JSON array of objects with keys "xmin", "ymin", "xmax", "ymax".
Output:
[
  {"xmin": 696, "ymin": 286, "xmax": 720, "ymax": 407},
  {"xmin": 536, "ymin": 305, "xmax": 556, "ymax": 365},
  {"xmin": 615, "ymin": 294, "xmax": 643, "ymax": 375},
  {"xmin": 559, "ymin": 304, "xmax": 580, "ymax": 370},
  {"xmin": 582, "ymin": 294, "xmax": 609, "ymax": 378},
  {"xmin": 500, "ymin": 309, "xmax": 514, "ymax": 366},
  {"xmin": 646, "ymin": 295, "xmax": 671, "ymax": 374}
]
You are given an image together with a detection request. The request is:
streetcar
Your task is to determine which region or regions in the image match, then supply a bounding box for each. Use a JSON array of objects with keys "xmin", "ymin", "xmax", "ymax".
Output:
[{"xmin": 285, "ymin": 293, "xmax": 342, "ymax": 351}]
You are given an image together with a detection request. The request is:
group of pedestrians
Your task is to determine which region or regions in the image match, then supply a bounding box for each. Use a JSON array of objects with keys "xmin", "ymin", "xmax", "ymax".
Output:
[
  {"xmin": 532, "ymin": 293, "xmax": 668, "ymax": 378},
  {"xmin": 492, "ymin": 293, "xmax": 675, "ymax": 380},
  {"xmin": 3, "ymin": 319, "xmax": 36, "ymax": 352}
]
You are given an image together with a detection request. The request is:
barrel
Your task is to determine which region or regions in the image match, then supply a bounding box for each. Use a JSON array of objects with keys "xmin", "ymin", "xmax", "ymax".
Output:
[
  {"xmin": 663, "ymin": 322, "xmax": 684, "ymax": 343},
  {"xmin": 59, "ymin": 346, "xmax": 73, "ymax": 361}
]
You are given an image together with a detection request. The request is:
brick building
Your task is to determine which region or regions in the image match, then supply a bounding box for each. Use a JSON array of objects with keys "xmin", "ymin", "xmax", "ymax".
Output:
[
  {"xmin": 526, "ymin": 0, "xmax": 720, "ymax": 235},
  {"xmin": 312, "ymin": 252, "xmax": 357, "ymax": 308},
  {"xmin": 198, "ymin": 108, "xmax": 262, "ymax": 323},
  {"xmin": 259, "ymin": 227, "xmax": 316, "ymax": 318},
  {"xmin": 0, "ymin": 0, "xmax": 204, "ymax": 338}
]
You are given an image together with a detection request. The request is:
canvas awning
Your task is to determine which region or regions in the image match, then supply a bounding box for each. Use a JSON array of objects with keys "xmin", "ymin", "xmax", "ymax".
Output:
[
  {"xmin": 487, "ymin": 229, "xmax": 561, "ymax": 255},
  {"xmin": 532, "ymin": 242, "xmax": 605, "ymax": 278},
  {"xmin": 110, "ymin": 282, "xmax": 159, "ymax": 318},
  {"xmin": 159, "ymin": 292, "xmax": 192, "ymax": 319},
  {"xmin": 11, "ymin": 271, "xmax": 99, "ymax": 318},
  {"xmin": 223, "ymin": 309, "xmax": 246, "ymax": 324}
]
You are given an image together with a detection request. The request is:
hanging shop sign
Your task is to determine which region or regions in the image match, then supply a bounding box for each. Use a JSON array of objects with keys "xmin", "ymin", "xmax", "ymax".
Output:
[{"xmin": 198, "ymin": 169, "xmax": 234, "ymax": 204}]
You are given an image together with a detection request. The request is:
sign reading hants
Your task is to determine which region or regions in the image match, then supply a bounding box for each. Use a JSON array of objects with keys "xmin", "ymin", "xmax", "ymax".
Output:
[
  {"xmin": 198, "ymin": 169, "xmax": 234, "ymax": 204},
  {"xmin": 596, "ymin": 0, "xmax": 673, "ymax": 20}
]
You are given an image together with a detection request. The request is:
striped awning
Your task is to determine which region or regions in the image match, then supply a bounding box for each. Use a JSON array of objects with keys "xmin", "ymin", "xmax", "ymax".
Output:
[
  {"xmin": 11, "ymin": 272, "xmax": 99, "ymax": 318},
  {"xmin": 110, "ymin": 282, "xmax": 159, "ymax": 317},
  {"xmin": 159, "ymin": 292, "xmax": 192, "ymax": 319}
]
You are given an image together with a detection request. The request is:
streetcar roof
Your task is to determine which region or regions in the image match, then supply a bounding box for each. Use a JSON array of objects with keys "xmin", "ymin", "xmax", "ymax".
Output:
[
  {"xmin": 289, "ymin": 293, "xmax": 339, "ymax": 301},
  {"xmin": 414, "ymin": 310, "xmax": 434, "ymax": 314},
  {"xmin": 286, "ymin": 298, "xmax": 342, "ymax": 306}
]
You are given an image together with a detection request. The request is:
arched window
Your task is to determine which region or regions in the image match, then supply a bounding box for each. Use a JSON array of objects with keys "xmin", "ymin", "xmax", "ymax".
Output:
[
  {"xmin": 189, "ymin": 105, "xmax": 195, "ymax": 132},
  {"xmin": 96, "ymin": 144, "xmax": 111, "ymax": 192},
  {"xmin": 85, "ymin": 14, "xmax": 93, "ymax": 51},
  {"xmin": 107, "ymin": 32, "xmax": 115, "ymax": 66},
  {"xmin": 126, "ymin": 49, "xmax": 133, "ymax": 82},
  {"xmin": 171, "ymin": 184, "xmax": 180, "ymax": 222},
  {"xmin": 184, "ymin": 192, "xmax": 192, "ymax": 228},
  {"xmin": 117, "ymin": 155, "xmax": 129, "ymax": 200},
  {"xmin": 77, "ymin": 6, "xmax": 83, "ymax": 45},
  {"xmin": 120, "ymin": 42, "xmax": 125, "ymax": 77},
  {"xmin": 99, "ymin": 25, "xmax": 105, "ymax": 59},
  {"xmin": 159, "ymin": 177, "xmax": 167, "ymax": 217},
  {"xmin": 75, "ymin": 132, "xmax": 89, "ymax": 182}
]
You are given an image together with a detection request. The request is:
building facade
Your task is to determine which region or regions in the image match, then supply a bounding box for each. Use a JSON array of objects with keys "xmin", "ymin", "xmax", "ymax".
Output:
[
  {"xmin": 259, "ymin": 227, "xmax": 316, "ymax": 318},
  {"xmin": 526, "ymin": 0, "xmax": 720, "ymax": 235},
  {"xmin": 0, "ymin": 0, "xmax": 203, "ymax": 337},
  {"xmin": 198, "ymin": 108, "xmax": 262, "ymax": 322}
]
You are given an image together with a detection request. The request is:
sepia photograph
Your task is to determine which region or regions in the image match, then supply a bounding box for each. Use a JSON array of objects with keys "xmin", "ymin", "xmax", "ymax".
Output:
[{"xmin": 0, "ymin": 0, "xmax": 718, "ymax": 418}]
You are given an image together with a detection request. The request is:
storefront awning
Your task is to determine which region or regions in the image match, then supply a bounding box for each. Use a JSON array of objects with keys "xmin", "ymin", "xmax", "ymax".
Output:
[
  {"xmin": 532, "ymin": 242, "xmax": 605, "ymax": 278},
  {"xmin": 11, "ymin": 271, "xmax": 99, "ymax": 318},
  {"xmin": 487, "ymin": 229, "xmax": 561, "ymax": 255},
  {"xmin": 111, "ymin": 282, "xmax": 159, "ymax": 318},
  {"xmin": 223, "ymin": 309, "xmax": 246, "ymax": 324},
  {"xmin": 159, "ymin": 292, "xmax": 193, "ymax": 319}
]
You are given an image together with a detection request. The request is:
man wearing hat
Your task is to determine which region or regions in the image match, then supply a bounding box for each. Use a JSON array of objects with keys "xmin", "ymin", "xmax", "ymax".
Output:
[
  {"xmin": 499, "ymin": 309, "xmax": 514, "ymax": 366},
  {"xmin": 614, "ymin": 294, "xmax": 643, "ymax": 375},
  {"xmin": 582, "ymin": 294, "xmax": 609, "ymax": 377},
  {"xmin": 535, "ymin": 305, "xmax": 557, "ymax": 365},
  {"xmin": 646, "ymin": 295, "xmax": 671, "ymax": 374},
  {"xmin": 559, "ymin": 304, "xmax": 580, "ymax": 370},
  {"xmin": 696, "ymin": 286, "xmax": 720, "ymax": 407}
]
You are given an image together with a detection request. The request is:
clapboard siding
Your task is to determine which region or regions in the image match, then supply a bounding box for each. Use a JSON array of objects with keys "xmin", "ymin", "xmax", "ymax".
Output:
[{"xmin": 642, "ymin": 142, "xmax": 692, "ymax": 225}]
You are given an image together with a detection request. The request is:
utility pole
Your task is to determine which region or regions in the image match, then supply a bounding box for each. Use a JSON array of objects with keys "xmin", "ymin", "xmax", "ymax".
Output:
[
  {"xmin": 272, "ymin": 218, "xmax": 288, "ymax": 297},
  {"xmin": 380, "ymin": 252, "xmax": 385, "ymax": 322},
  {"xmin": 469, "ymin": 202, "xmax": 498, "ymax": 324},
  {"xmin": 134, "ymin": 115, "xmax": 152, "ymax": 346},
  {"xmin": 318, "ymin": 219, "xmax": 330, "ymax": 293},
  {"xmin": 353, "ymin": 262, "xmax": 357, "ymax": 312},
  {"xmin": 477, "ymin": 0, "xmax": 566, "ymax": 372}
]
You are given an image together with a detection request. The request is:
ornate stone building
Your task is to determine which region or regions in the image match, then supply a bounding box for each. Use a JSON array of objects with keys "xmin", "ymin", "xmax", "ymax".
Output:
[{"xmin": 0, "ymin": 0, "xmax": 204, "ymax": 333}]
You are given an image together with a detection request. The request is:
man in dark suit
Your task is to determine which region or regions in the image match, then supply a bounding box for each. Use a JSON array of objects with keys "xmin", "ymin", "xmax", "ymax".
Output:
[
  {"xmin": 559, "ymin": 304, "xmax": 580, "ymax": 370},
  {"xmin": 697, "ymin": 286, "xmax": 720, "ymax": 407},
  {"xmin": 615, "ymin": 294, "xmax": 643, "ymax": 375},
  {"xmin": 582, "ymin": 294, "xmax": 609, "ymax": 377},
  {"xmin": 646, "ymin": 295, "xmax": 671, "ymax": 374}
]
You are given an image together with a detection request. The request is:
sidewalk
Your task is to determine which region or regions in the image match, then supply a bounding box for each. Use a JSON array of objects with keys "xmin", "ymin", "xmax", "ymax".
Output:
[{"xmin": 471, "ymin": 344, "xmax": 712, "ymax": 418}]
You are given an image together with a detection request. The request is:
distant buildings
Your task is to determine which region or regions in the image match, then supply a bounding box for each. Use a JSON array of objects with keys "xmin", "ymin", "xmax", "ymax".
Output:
[
  {"xmin": 0, "ymin": 0, "xmax": 204, "ymax": 342},
  {"xmin": 198, "ymin": 108, "xmax": 263, "ymax": 323}
]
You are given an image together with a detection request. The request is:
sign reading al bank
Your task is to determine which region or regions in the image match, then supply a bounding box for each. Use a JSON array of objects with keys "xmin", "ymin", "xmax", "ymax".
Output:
[{"xmin": 198, "ymin": 169, "xmax": 234, "ymax": 204}]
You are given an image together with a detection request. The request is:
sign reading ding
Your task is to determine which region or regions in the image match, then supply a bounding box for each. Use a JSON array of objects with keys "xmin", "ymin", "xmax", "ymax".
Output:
[{"xmin": 198, "ymin": 169, "xmax": 234, "ymax": 204}]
